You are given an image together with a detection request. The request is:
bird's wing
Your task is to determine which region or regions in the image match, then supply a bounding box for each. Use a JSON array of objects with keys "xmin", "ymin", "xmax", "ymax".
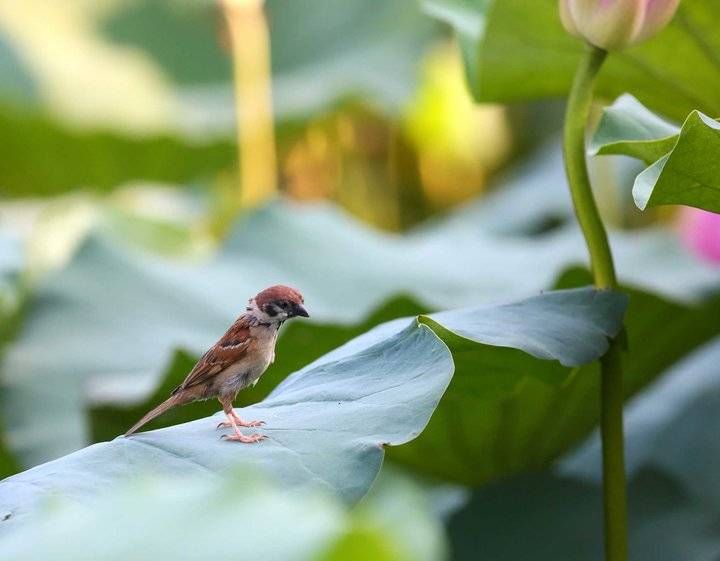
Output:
[{"xmin": 175, "ymin": 315, "xmax": 253, "ymax": 392}]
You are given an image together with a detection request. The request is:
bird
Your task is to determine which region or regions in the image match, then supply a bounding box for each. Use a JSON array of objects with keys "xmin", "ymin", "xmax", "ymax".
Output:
[{"xmin": 124, "ymin": 285, "xmax": 309, "ymax": 443}]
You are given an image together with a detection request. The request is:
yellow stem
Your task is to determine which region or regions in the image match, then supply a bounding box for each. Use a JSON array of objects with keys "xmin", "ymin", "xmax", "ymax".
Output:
[{"xmin": 222, "ymin": 0, "xmax": 277, "ymax": 208}]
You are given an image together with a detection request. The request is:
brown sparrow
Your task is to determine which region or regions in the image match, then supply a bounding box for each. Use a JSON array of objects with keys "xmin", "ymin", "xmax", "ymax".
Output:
[{"xmin": 125, "ymin": 285, "xmax": 309, "ymax": 443}]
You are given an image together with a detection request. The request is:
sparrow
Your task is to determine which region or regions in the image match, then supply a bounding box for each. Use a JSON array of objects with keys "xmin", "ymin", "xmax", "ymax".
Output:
[{"xmin": 124, "ymin": 285, "xmax": 309, "ymax": 443}]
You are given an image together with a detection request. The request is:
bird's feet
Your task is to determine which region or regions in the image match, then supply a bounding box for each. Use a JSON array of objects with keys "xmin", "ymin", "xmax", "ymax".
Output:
[
  {"xmin": 216, "ymin": 410, "xmax": 267, "ymax": 442},
  {"xmin": 221, "ymin": 432, "xmax": 267, "ymax": 444},
  {"xmin": 216, "ymin": 418, "xmax": 265, "ymax": 429}
]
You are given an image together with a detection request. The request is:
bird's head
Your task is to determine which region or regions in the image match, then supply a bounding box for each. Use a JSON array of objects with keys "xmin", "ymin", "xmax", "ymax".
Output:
[{"xmin": 248, "ymin": 285, "xmax": 309, "ymax": 324}]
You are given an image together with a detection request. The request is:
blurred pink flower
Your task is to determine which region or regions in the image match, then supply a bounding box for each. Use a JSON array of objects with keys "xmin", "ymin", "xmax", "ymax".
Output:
[
  {"xmin": 560, "ymin": 0, "xmax": 680, "ymax": 51},
  {"xmin": 679, "ymin": 207, "xmax": 720, "ymax": 265}
]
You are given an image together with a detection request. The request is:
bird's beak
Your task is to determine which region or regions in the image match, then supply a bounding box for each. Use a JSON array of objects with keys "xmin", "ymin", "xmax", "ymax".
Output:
[{"xmin": 293, "ymin": 303, "xmax": 310, "ymax": 318}]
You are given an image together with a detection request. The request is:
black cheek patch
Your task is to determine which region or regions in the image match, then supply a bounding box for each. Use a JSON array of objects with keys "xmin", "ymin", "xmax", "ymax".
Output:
[{"xmin": 263, "ymin": 303, "xmax": 280, "ymax": 317}]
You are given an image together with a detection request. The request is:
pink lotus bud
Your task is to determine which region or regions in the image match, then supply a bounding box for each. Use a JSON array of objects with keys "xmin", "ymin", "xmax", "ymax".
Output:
[
  {"xmin": 679, "ymin": 207, "xmax": 720, "ymax": 266},
  {"xmin": 560, "ymin": 0, "xmax": 680, "ymax": 51}
]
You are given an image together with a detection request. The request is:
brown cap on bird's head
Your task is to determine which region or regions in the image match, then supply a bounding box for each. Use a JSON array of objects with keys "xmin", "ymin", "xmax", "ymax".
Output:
[
  {"xmin": 253, "ymin": 285, "xmax": 309, "ymax": 318},
  {"xmin": 255, "ymin": 285, "xmax": 303, "ymax": 306}
]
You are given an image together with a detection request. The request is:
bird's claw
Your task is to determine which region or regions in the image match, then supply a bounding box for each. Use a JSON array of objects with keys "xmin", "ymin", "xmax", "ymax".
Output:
[{"xmin": 220, "ymin": 432, "xmax": 267, "ymax": 444}]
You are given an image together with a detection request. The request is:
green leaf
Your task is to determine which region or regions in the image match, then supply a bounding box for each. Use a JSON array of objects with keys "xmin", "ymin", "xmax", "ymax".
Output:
[
  {"xmin": 0, "ymin": 286, "xmax": 625, "ymax": 529},
  {"xmin": 0, "ymin": 468, "xmax": 417, "ymax": 561},
  {"xmin": 0, "ymin": 320, "xmax": 454, "ymax": 530},
  {"xmin": 590, "ymin": 95, "xmax": 720, "ymax": 213},
  {"xmin": 633, "ymin": 111, "xmax": 720, "ymax": 212},
  {"xmin": 266, "ymin": 282, "xmax": 628, "ymax": 487},
  {"xmin": 419, "ymin": 286, "xmax": 626, "ymax": 366},
  {"xmin": 390, "ymin": 270, "xmax": 720, "ymax": 485},
  {"xmin": 428, "ymin": 0, "xmax": 720, "ymax": 121},
  {"xmin": 589, "ymin": 94, "xmax": 679, "ymax": 164}
]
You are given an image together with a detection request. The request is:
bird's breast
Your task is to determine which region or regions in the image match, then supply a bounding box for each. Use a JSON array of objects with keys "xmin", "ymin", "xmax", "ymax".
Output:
[
  {"xmin": 251, "ymin": 324, "xmax": 279, "ymax": 367},
  {"xmin": 220, "ymin": 325, "xmax": 278, "ymax": 395}
]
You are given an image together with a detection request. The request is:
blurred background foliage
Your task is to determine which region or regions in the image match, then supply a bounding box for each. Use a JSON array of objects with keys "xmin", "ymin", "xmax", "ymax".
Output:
[{"xmin": 1, "ymin": 1, "xmax": 719, "ymax": 560}]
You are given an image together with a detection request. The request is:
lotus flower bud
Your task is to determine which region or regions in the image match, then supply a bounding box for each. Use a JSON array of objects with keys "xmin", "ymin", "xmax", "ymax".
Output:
[{"xmin": 560, "ymin": 0, "xmax": 680, "ymax": 51}]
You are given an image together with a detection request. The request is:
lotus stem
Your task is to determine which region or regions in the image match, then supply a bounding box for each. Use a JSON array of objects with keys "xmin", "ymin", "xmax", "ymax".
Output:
[{"xmin": 562, "ymin": 43, "xmax": 627, "ymax": 561}]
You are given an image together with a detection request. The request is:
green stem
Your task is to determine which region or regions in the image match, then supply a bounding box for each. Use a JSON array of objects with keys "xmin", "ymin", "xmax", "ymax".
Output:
[
  {"xmin": 600, "ymin": 339, "xmax": 627, "ymax": 561},
  {"xmin": 562, "ymin": 44, "xmax": 627, "ymax": 561},
  {"xmin": 563, "ymin": 45, "xmax": 616, "ymax": 289}
]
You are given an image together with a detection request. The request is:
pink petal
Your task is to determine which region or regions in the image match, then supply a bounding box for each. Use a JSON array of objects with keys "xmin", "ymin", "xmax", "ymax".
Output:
[
  {"xmin": 635, "ymin": 0, "xmax": 680, "ymax": 42},
  {"xmin": 679, "ymin": 207, "xmax": 720, "ymax": 266}
]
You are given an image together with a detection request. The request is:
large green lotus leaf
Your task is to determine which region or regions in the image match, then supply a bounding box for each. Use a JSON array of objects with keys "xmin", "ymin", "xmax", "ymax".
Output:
[
  {"xmin": 2, "ymin": 196, "xmax": 717, "ymax": 468},
  {"xmin": 0, "ymin": 466, "xmax": 446, "ymax": 561},
  {"xmin": 0, "ymin": 320, "xmax": 453, "ymax": 529},
  {"xmin": 102, "ymin": 0, "xmax": 436, "ymax": 123},
  {"xmin": 424, "ymin": 0, "xmax": 720, "ymax": 121},
  {"xmin": 590, "ymin": 95, "xmax": 720, "ymax": 213},
  {"xmin": 332, "ymin": 271, "xmax": 720, "ymax": 486},
  {"xmin": 88, "ymin": 287, "xmax": 628, "ymax": 494},
  {"xmin": 0, "ymin": 286, "xmax": 624, "ymax": 534},
  {"xmin": 448, "ymin": 468, "xmax": 720, "ymax": 561}
]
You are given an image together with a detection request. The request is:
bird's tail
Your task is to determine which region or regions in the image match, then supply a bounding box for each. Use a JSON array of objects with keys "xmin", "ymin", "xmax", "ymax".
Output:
[{"xmin": 124, "ymin": 395, "xmax": 182, "ymax": 437}]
